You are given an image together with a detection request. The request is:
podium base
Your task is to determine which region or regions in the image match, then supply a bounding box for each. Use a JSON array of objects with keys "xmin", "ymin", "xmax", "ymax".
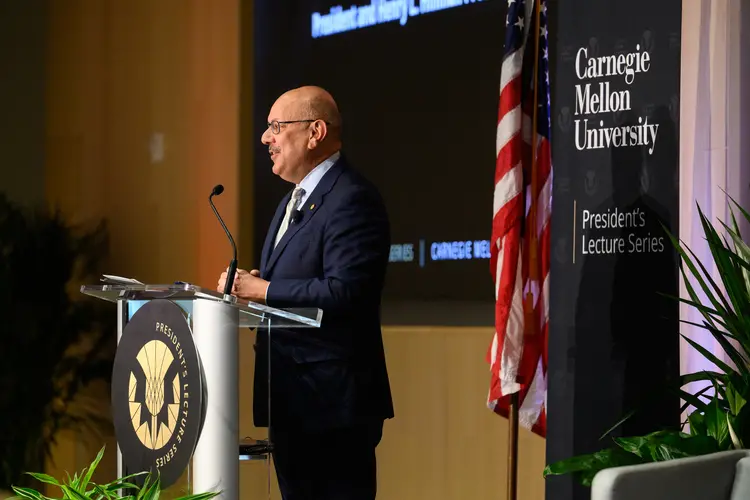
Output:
[{"xmin": 239, "ymin": 438, "xmax": 273, "ymax": 461}]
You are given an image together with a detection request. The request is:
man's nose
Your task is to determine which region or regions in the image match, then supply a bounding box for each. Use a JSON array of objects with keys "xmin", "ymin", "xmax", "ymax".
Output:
[{"xmin": 261, "ymin": 128, "xmax": 272, "ymax": 144}]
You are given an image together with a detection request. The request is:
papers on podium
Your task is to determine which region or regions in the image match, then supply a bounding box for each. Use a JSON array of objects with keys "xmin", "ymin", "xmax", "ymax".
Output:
[{"xmin": 100, "ymin": 274, "xmax": 144, "ymax": 285}]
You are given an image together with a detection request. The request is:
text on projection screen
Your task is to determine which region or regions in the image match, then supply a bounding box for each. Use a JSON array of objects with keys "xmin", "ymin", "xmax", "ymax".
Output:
[{"xmin": 311, "ymin": 0, "xmax": 487, "ymax": 39}]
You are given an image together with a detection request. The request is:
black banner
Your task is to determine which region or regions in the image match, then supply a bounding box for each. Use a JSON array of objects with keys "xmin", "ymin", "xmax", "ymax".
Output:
[{"xmin": 547, "ymin": 1, "xmax": 682, "ymax": 498}]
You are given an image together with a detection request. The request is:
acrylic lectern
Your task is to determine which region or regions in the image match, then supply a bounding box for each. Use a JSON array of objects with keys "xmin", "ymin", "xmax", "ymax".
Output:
[{"xmin": 80, "ymin": 281, "xmax": 322, "ymax": 499}]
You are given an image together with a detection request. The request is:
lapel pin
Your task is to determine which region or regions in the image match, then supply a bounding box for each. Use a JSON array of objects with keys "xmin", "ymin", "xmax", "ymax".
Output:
[{"xmin": 310, "ymin": 204, "xmax": 315, "ymax": 210}]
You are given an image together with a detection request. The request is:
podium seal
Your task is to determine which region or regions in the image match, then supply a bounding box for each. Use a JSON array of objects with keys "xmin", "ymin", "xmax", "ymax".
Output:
[{"xmin": 111, "ymin": 299, "xmax": 206, "ymax": 488}]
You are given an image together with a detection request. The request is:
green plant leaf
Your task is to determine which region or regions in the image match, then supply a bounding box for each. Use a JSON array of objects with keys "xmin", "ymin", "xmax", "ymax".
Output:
[
  {"xmin": 103, "ymin": 481, "xmax": 141, "ymax": 493},
  {"xmin": 728, "ymin": 374, "xmax": 750, "ymax": 411},
  {"xmin": 703, "ymin": 397, "xmax": 731, "ymax": 448},
  {"xmin": 680, "ymin": 320, "xmax": 750, "ymax": 374},
  {"xmin": 688, "ymin": 410, "xmax": 707, "ymax": 436},
  {"xmin": 79, "ymin": 445, "xmax": 106, "ymax": 492},
  {"xmin": 175, "ymin": 493, "xmax": 221, "ymax": 500},
  {"xmin": 547, "ymin": 430, "xmax": 724, "ymax": 487},
  {"xmin": 680, "ymin": 334, "xmax": 736, "ymax": 376},
  {"xmin": 727, "ymin": 397, "xmax": 750, "ymax": 449},
  {"xmin": 681, "ymin": 371, "xmax": 727, "ymax": 386},
  {"xmin": 724, "ymin": 190, "xmax": 750, "ymax": 226},
  {"xmin": 101, "ymin": 470, "xmax": 148, "ymax": 493},
  {"xmin": 728, "ymin": 198, "xmax": 743, "ymax": 240},
  {"xmin": 107, "ymin": 471, "xmax": 148, "ymax": 483},
  {"xmin": 615, "ymin": 430, "xmax": 720, "ymax": 460},
  {"xmin": 92, "ymin": 484, "xmax": 115, "ymax": 500},
  {"xmin": 680, "ymin": 384, "xmax": 715, "ymax": 415},
  {"xmin": 11, "ymin": 486, "xmax": 50, "ymax": 500},
  {"xmin": 727, "ymin": 412, "xmax": 744, "ymax": 449},
  {"xmin": 678, "ymin": 388, "xmax": 715, "ymax": 412},
  {"xmin": 543, "ymin": 446, "xmax": 644, "ymax": 487},
  {"xmin": 693, "ymin": 247, "xmax": 749, "ymax": 338},
  {"xmin": 598, "ymin": 409, "xmax": 636, "ymax": 440},
  {"xmin": 701, "ymin": 216, "xmax": 750, "ymax": 336},
  {"xmin": 664, "ymin": 224, "xmax": 731, "ymax": 323},
  {"xmin": 669, "ymin": 292, "xmax": 725, "ymax": 328},
  {"xmin": 24, "ymin": 472, "xmax": 61, "ymax": 487},
  {"xmin": 676, "ymin": 227, "xmax": 734, "ymax": 318},
  {"xmin": 726, "ymin": 383, "xmax": 747, "ymax": 416},
  {"xmin": 135, "ymin": 473, "xmax": 160, "ymax": 500},
  {"xmin": 678, "ymin": 313, "xmax": 744, "ymax": 346},
  {"xmin": 720, "ymin": 220, "xmax": 750, "ymax": 265},
  {"xmin": 61, "ymin": 485, "xmax": 89, "ymax": 500},
  {"xmin": 702, "ymin": 370, "xmax": 729, "ymax": 397}
]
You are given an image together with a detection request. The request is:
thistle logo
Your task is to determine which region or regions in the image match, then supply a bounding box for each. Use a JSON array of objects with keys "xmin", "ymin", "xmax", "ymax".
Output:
[
  {"xmin": 129, "ymin": 340, "xmax": 181, "ymax": 450},
  {"xmin": 112, "ymin": 300, "xmax": 206, "ymax": 489}
]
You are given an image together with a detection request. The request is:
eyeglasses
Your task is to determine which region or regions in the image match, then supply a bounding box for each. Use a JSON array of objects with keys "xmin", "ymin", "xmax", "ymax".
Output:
[{"xmin": 266, "ymin": 119, "xmax": 330, "ymax": 135}]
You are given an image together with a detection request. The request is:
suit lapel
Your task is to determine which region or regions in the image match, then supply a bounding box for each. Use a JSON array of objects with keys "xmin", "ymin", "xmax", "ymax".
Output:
[
  {"xmin": 264, "ymin": 160, "xmax": 345, "ymax": 275},
  {"xmin": 260, "ymin": 191, "xmax": 291, "ymax": 276}
]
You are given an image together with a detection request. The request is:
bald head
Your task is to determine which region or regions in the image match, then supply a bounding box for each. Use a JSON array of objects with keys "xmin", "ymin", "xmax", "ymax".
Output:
[{"xmin": 281, "ymin": 85, "xmax": 342, "ymax": 133}]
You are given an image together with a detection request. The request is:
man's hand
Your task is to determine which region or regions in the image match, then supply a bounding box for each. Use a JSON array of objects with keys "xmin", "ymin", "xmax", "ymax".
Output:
[
  {"xmin": 217, "ymin": 268, "xmax": 269, "ymax": 304},
  {"xmin": 217, "ymin": 268, "xmax": 238, "ymax": 294}
]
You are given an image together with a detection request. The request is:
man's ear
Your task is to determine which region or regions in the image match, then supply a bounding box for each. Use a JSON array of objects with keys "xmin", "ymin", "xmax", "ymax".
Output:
[{"xmin": 308, "ymin": 120, "xmax": 327, "ymax": 148}]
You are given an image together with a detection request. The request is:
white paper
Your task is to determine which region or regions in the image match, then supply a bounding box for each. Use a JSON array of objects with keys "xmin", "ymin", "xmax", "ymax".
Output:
[{"xmin": 100, "ymin": 274, "xmax": 144, "ymax": 285}]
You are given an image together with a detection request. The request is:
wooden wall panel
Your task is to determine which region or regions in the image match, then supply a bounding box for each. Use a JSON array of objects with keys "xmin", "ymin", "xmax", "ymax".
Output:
[{"xmin": 46, "ymin": 0, "xmax": 242, "ymax": 286}]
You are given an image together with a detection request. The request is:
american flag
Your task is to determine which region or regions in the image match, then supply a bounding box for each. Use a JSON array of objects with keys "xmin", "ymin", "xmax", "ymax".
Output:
[{"xmin": 487, "ymin": 0, "xmax": 552, "ymax": 437}]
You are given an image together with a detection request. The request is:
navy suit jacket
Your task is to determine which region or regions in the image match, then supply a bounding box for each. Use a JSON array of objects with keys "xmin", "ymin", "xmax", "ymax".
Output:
[{"xmin": 253, "ymin": 155, "xmax": 394, "ymax": 432}]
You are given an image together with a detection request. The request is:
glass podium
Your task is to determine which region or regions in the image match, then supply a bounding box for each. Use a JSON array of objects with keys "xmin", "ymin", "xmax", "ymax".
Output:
[{"xmin": 81, "ymin": 281, "xmax": 322, "ymax": 499}]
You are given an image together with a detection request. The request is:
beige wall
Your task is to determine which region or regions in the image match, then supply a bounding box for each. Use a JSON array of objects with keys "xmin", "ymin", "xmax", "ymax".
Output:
[
  {"xmin": 0, "ymin": 0, "xmax": 47, "ymax": 207},
  {"xmin": 375, "ymin": 326, "xmax": 546, "ymax": 500},
  {"xmin": 44, "ymin": 1, "xmax": 547, "ymax": 498},
  {"xmin": 46, "ymin": 0, "xmax": 242, "ymax": 286}
]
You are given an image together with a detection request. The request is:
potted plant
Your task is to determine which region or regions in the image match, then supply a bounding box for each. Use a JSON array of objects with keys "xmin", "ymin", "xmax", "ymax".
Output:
[
  {"xmin": 544, "ymin": 197, "xmax": 750, "ymax": 486},
  {"xmin": 10, "ymin": 445, "xmax": 219, "ymax": 499},
  {"xmin": 0, "ymin": 193, "xmax": 117, "ymax": 494}
]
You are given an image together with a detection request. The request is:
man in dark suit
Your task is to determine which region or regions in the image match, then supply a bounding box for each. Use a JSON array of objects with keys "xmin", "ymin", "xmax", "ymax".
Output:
[{"xmin": 217, "ymin": 86, "xmax": 394, "ymax": 500}]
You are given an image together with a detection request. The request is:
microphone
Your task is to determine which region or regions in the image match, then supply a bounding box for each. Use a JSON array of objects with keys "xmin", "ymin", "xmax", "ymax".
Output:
[
  {"xmin": 209, "ymin": 184, "xmax": 238, "ymax": 296},
  {"xmin": 290, "ymin": 209, "xmax": 304, "ymax": 225}
]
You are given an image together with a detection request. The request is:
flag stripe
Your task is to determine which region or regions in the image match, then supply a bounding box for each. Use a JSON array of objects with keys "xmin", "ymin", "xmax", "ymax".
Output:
[
  {"xmin": 496, "ymin": 104, "xmax": 522, "ymax": 159},
  {"xmin": 500, "ymin": 49, "xmax": 524, "ymax": 91},
  {"xmin": 493, "ymin": 163, "xmax": 522, "ymax": 217}
]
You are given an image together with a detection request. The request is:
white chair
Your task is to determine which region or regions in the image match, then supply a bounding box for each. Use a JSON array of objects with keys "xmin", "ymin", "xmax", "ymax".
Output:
[{"xmin": 591, "ymin": 450, "xmax": 750, "ymax": 500}]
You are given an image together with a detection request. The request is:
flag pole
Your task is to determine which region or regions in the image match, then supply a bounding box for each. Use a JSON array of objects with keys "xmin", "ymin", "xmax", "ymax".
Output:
[
  {"xmin": 509, "ymin": 0, "xmax": 543, "ymax": 499},
  {"xmin": 528, "ymin": 0, "xmax": 542, "ymax": 280},
  {"xmin": 507, "ymin": 393, "xmax": 519, "ymax": 500}
]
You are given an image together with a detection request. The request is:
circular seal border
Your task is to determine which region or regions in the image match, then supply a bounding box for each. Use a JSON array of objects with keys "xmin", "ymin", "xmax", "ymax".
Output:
[{"xmin": 111, "ymin": 299, "xmax": 205, "ymax": 489}]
